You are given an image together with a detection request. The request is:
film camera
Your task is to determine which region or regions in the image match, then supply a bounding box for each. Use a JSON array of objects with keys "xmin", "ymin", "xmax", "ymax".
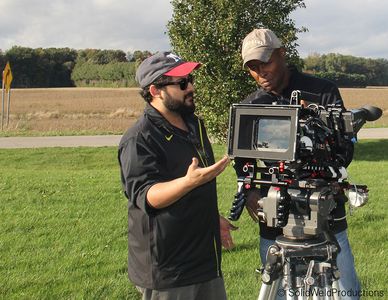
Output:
[
  {"xmin": 227, "ymin": 91, "xmax": 382, "ymax": 299},
  {"xmin": 227, "ymin": 96, "xmax": 382, "ymax": 236}
]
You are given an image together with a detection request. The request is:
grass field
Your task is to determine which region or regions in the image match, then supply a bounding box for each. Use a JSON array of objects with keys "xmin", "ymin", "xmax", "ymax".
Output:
[
  {"xmin": 0, "ymin": 87, "xmax": 387, "ymax": 137},
  {"xmin": 0, "ymin": 141, "xmax": 387, "ymax": 299}
]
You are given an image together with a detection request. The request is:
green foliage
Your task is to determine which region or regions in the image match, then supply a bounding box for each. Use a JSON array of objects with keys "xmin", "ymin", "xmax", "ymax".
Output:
[
  {"xmin": 4, "ymin": 46, "xmax": 77, "ymax": 87},
  {"xmin": 71, "ymin": 61, "xmax": 137, "ymax": 87},
  {"xmin": 0, "ymin": 50, "xmax": 6, "ymax": 72},
  {"xmin": 0, "ymin": 47, "xmax": 136, "ymax": 88},
  {"xmin": 168, "ymin": 0, "xmax": 306, "ymax": 141},
  {"xmin": 304, "ymin": 53, "xmax": 388, "ymax": 87},
  {"xmin": 71, "ymin": 49, "xmax": 137, "ymax": 87},
  {"xmin": 314, "ymin": 71, "xmax": 367, "ymax": 88},
  {"xmin": 127, "ymin": 50, "xmax": 153, "ymax": 62},
  {"xmin": 76, "ymin": 49, "xmax": 127, "ymax": 64}
]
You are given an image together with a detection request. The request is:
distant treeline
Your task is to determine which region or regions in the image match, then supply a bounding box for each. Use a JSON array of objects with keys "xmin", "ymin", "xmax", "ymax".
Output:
[
  {"xmin": 0, "ymin": 47, "xmax": 151, "ymax": 88},
  {"xmin": 1, "ymin": 46, "xmax": 388, "ymax": 88},
  {"xmin": 303, "ymin": 53, "xmax": 388, "ymax": 87}
]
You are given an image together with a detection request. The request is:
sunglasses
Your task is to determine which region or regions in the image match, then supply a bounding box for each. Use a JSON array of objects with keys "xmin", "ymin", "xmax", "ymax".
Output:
[{"xmin": 156, "ymin": 75, "xmax": 194, "ymax": 91}]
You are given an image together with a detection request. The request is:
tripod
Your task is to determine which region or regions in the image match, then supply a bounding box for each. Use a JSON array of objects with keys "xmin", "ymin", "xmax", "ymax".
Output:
[
  {"xmin": 228, "ymin": 162, "xmax": 351, "ymax": 300},
  {"xmin": 258, "ymin": 233, "xmax": 341, "ymax": 300}
]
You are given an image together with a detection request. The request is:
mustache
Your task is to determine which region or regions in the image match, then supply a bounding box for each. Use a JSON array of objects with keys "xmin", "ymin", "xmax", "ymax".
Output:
[{"xmin": 185, "ymin": 92, "xmax": 194, "ymax": 100}]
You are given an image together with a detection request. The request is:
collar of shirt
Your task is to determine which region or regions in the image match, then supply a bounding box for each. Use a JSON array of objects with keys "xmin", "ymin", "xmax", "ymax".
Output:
[{"xmin": 144, "ymin": 104, "xmax": 199, "ymax": 140}]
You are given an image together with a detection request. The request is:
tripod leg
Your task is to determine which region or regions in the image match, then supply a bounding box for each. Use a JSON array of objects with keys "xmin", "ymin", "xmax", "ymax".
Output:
[
  {"xmin": 331, "ymin": 280, "xmax": 340, "ymax": 300},
  {"xmin": 311, "ymin": 286, "xmax": 320, "ymax": 300},
  {"xmin": 258, "ymin": 278, "xmax": 281, "ymax": 300}
]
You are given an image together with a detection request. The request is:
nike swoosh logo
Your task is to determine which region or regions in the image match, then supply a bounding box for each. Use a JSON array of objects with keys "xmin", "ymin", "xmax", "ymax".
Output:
[{"xmin": 165, "ymin": 134, "xmax": 173, "ymax": 141}]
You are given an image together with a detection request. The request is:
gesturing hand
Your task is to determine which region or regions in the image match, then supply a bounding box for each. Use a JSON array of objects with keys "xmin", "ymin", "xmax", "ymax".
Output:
[{"xmin": 185, "ymin": 155, "xmax": 230, "ymax": 188}]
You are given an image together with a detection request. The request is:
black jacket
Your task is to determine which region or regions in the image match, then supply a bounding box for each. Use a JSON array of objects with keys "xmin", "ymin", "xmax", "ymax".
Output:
[
  {"xmin": 236, "ymin": 67, "xmax": 348, "ymax": 239},
  {"xmin": 118, "ymin": 104, "xmax": 222, "ymax": 289}
]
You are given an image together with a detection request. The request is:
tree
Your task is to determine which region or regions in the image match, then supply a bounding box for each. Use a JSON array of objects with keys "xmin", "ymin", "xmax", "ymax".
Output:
[
  {"xmin": 128, "ymin": 50, "xmax": 153, "ymax": 63},
  {"xmin": 303, "ymin": 53, "xmax": 388, "ymax": 87},
  {"xmin": 5, "ymin": 46, "xmax": 77, "ymax": 87},
  {"xmin": 0, "ymin": 49, "xmax": 6, "ymax": 72},
  {"xmin": 168, "ymin": 0, "xmax": 306, "ymax": 140},
  {"xmin": 76, "ymin": 49, "xmax": 127, "ymax": 64}
]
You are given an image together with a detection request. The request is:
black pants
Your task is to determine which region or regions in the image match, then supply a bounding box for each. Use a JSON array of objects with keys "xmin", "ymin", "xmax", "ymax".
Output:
[{"xmin": 136, "ymin": 277, "xmax": 227, "ymax": 300}]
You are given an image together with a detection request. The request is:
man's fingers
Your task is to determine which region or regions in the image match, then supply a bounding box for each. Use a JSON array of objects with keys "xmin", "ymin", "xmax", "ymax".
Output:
[
  {"xmin": 186, "ymin": 155, "xmax": 229, "ymax": 187},
  {"xmin": 206, "ymin": 155, "xmax": 230, "ymax": 175},
  {"xmin": 229, "ymin": 223, "xmax": 239, "ymax": 230},
  {"xmin": 219, "ymin": 215, "xmax": 237, "ymax": 250},
  {"xmin": 221, "ymin": 239, "xmax": 234, "ymax": 250},
  {"xmin": 189, "ymin": 157, "xmax": 199, "ymax": 171},
  {"xmin": 220, "ymin": 231, "xmax": 235, "ymax": 250},
  {"xmin": 246, "ymin": 206, "xmax": 260, "ymax": 223}
]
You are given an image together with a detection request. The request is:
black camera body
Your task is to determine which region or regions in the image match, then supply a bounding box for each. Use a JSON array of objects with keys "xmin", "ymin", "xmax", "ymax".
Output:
[
  {"xmin": 227, "ymin": 100, "xmax": 381, "ymax": 238},
  {"xmin": 228, "ymin": 103, "xmax": 356, "ymax": 179}
]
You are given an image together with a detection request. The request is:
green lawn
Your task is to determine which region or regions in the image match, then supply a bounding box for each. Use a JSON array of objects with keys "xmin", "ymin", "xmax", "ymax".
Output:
[{"xmin": 0, "ymin": 141, "xmax": 387, "ymax": 299}]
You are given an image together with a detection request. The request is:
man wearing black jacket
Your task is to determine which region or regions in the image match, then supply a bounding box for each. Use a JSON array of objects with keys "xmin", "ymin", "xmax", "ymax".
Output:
[
  {"xmin": 118, "ymin": 52, "xmax": 235, "ymax": 300},
  {"xmin": 236, "ymin": 28, "xmax": 361, "ymax": 300}
]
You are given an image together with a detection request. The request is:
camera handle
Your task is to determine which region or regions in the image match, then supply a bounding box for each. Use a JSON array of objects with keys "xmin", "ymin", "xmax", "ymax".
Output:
[
  {"xmin": 229, "ymin": 162, "xmax": 258, "ymax": 221},
  {"xmin": 228, "ymin": 162, "xmax": 289, "ymax": 222},
  {"xmin": 291, "ymin": 90, "xmax": 322, "ymax": 105},
  {"xmin": 228, "ymin": 180, "xmax": 248, "ymax": 221}
]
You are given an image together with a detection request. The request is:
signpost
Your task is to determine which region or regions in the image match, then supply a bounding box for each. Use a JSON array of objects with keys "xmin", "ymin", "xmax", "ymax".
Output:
[{"xmin": 1, "ymin": 62, "xmax": 13, "ymax": 130}]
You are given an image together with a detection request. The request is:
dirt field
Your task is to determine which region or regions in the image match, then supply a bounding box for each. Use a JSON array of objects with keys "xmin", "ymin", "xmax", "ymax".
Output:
[
  {"xmin": 1, "ymin": 87, "xmax": 387, "ymax": 135},
  {"xmin": 341, "ymin": 87, "xmax": 388, "ymax": 109},
  {"xmin": 339, "ymin": 88, "xmax": 388, "ymax": 127},
  {"xmin": 2, "ymin": 88, "xmax": 145, "ymax": 134}
]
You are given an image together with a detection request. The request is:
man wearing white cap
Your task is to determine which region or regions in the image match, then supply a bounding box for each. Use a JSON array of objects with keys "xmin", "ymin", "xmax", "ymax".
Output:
[
  {"xmin": 235, "ymin": 29, "xmax": 361, "ymax": 300},
  {"xmin": 118, "ymin": 51, "xmax": 236, "ymax": 300}
]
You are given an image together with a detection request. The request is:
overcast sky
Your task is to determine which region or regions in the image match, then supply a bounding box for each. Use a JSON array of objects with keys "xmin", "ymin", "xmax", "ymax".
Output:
[{"xmin": 1, "ymin": 0, "xmax": 387, "ymax": 59}]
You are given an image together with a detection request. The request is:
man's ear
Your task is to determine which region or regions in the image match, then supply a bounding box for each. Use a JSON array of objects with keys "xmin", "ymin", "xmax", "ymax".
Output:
[
  {"xmin": 149, "ymin": 85, "xmax": 161, "ymax": 98},
  {"xmin": 279, "ymin": 47, "xmax": 286, "ymax": 57}
]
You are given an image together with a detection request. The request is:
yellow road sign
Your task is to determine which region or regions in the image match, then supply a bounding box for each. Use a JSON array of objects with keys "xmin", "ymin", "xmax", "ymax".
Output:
[{"xmin": 3, "ymin": 62, "xmax": 13, "ymax": 92}]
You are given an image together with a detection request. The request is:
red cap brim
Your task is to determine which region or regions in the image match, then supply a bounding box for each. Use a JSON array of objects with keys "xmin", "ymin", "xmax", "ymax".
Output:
[{"xmin": 164, "ymin": 62, "xmax": 201, "ymax": 77}]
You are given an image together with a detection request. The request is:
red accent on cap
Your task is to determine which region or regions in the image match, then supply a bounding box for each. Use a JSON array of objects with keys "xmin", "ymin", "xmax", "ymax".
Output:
[{"xmin": 164, "ymin": 62, "xmax": 201, "ymax": 77}]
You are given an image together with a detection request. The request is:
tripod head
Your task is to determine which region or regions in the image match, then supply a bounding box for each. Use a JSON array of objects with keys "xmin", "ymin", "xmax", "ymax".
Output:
[{"xmin": 229, "ymin": 161, "xmax": 362, "ymax": 239}]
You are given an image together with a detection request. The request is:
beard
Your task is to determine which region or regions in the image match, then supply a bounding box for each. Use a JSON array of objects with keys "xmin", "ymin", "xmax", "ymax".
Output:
[{"xmin": 163, "ymin": 92, "xmax": 195, "ymax": 116}]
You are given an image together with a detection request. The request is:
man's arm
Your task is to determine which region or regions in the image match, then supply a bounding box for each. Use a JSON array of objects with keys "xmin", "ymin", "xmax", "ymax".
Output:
[{"xmin": 147, "ymin": 156, "xmax": 229, "ymax": 209}]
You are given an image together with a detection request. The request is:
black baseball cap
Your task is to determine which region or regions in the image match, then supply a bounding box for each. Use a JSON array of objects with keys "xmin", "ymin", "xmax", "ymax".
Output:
[{"xmin": 135, "ymin": 51, "xmax": 201, "ymax": 88}]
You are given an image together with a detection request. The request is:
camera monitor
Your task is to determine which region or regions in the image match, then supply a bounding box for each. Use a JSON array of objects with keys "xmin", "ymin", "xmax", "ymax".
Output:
[{"xmin": 227, "ymin": 104, "xmax": 299, "ymax": 161}]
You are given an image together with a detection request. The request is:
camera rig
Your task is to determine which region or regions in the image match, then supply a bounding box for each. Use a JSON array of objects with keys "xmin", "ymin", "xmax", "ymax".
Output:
[
  {"xmin": 226, "ymin": 94, "xmax": 382, "ymax": 299},
  {"xmin": 227, "ymin": 101, "xmax": 381, "ymax": 237}
]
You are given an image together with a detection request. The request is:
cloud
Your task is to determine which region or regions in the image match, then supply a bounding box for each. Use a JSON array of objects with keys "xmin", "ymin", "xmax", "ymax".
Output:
[
  {"xmin": 1, "ymin": 0, "xmax": 387, "ymax": 59},
  {"xmin": 0, "ymin": 0, "xmax": 172, "ymax": 52},
  {"xmin": 292, "ymin": 0, "xmax": 388, "ymax": 58}
]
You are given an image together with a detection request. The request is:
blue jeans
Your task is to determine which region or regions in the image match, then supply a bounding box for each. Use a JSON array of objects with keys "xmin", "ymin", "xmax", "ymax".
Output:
[{"xmin": 259, "ymin": 230, "xmax": 361, "ymax": 300}]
